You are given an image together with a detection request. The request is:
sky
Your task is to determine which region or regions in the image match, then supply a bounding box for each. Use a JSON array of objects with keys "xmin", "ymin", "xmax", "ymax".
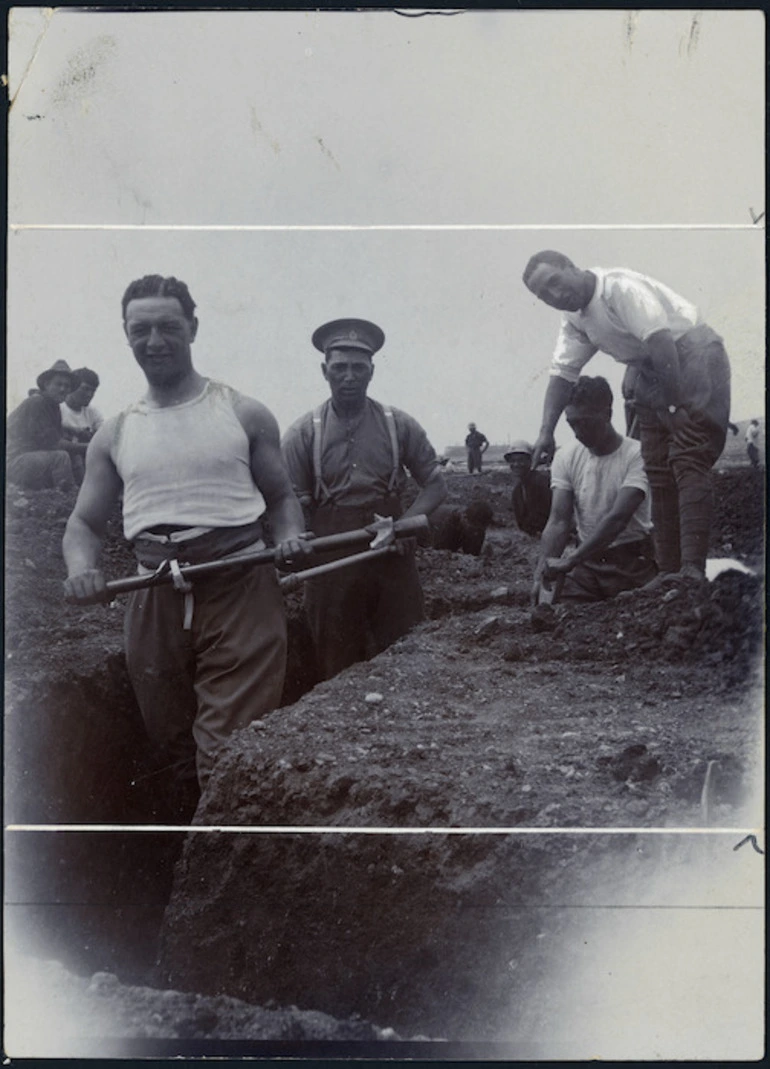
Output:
[{"xmin": 7, "ymin": 8, "xmax": 765, "ymax": 452}]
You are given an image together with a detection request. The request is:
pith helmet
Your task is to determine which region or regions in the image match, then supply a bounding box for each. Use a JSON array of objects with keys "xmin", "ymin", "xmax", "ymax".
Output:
[{"xmin": 503, "ymin": 440, "xmax": 534, "ymax": 462}]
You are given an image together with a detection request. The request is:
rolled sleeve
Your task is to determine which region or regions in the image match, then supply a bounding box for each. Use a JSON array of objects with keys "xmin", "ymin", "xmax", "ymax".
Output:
[
  {"xmin": 280, "ymin": 416, "xmax": 314, "ymax": 501},
  {"xmin": 550, "ymin": 318, "xmax": 598, "ymax": 383},
  {"xmin": 621, "ymin": 445, "xmax": 650, "ymax": 498},
  {"xmin": 397, "ymin": 411, "xmax": 441, "ymax": 487},
  {"xmin": 549, "ymin": 448, "xmax": 573, "ymax": 493}
]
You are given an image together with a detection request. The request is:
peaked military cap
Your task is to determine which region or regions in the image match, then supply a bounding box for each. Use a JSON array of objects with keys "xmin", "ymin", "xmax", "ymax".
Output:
[{"xmin": 312, "ymin": 318, "xmax": 385, "ymax": 356}]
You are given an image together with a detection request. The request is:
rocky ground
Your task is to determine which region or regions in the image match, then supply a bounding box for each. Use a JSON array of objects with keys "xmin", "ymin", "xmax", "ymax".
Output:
[{"xmin": 4, "ymin": 462, "xmax": 765, "ymax": 1056}]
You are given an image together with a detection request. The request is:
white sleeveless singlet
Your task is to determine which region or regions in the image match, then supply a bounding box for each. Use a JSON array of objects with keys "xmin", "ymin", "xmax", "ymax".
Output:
[{"xmin": 113, "ymin": 380, "xmax": 266, "ymax": 541}]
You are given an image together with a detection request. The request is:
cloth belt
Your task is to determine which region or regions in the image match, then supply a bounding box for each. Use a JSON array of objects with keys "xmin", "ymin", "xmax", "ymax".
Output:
[{"xmin": 133, "ymin": 519, "xmax": 266, "ymax": 631}]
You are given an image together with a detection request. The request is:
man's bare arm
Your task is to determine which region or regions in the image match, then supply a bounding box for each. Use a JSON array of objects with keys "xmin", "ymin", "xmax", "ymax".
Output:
[
  {"xmin": 63, "ymin": 423, "xmax": 124, "ymax": 603},
  {"xmin": 535, "ymin": 489, "xmax": 573, "ymax": 571},
  {"xmin": 235, "ymin": 396, "xmax": 312, "ymax": 564},
  {"xmin": 403, "ymin": 468, "xmax": 447, "ymax": 521},
  {"xmin": 531, "ymin": 376, "xmax": 574, "ymax": 469},
  {"xmin": 546, "ymin": 486, "xmax": 645, "ymax": 576}
]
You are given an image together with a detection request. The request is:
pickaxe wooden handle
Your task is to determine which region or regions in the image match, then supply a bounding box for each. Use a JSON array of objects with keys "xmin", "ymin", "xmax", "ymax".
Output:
[{"xmin": 278, "ymin": 545, "xmax": 399, "ymax": 592}]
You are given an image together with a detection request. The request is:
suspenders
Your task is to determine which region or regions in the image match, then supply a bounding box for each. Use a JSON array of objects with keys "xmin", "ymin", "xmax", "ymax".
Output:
[{"xmin": 311, "ymin": 402, "xmax": 400, "ymax": 505}]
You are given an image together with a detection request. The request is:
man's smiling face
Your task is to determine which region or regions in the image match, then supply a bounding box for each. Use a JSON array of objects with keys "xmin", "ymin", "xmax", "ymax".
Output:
[{"xmin": 124, "ymin": 296, "xmax": 198, "ymax": 387}]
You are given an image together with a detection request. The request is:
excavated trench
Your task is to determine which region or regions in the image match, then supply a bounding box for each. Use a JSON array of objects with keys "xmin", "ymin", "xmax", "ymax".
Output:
[
  {"xmin": 4, "ymin": 466, "xmax": 765, "ymax": 1046},
  {"xmin": 6, "ymin": 603, "xmax": 321, "ymax": 985}
]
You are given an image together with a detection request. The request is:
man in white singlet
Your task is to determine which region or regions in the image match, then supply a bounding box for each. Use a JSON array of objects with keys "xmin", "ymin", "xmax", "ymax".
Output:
[{"xmin": 63, "ymin": 275, "xmax": 310, "ymax": 815}]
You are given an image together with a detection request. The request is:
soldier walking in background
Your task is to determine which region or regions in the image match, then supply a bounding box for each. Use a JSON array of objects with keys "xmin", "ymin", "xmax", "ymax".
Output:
[{"xmin": 465, "ymin": 422, "xmax": 489, "ymax": 474}]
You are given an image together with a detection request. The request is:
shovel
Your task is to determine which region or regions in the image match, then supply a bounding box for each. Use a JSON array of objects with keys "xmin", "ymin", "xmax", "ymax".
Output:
[
  {"xmin": 536, "ymin": 571, "xmax": 565, "ymax": 605},
  {"xmin": 97, "ymin": 514, "xmax": 430, "ymax": 603}
]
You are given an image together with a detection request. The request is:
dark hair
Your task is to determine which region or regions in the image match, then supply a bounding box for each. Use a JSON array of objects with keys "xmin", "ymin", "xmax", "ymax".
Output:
[
  {"xmin": 569, "ymin": 375, "xmax": 613, "ymax": 412},
  {"xmin": 522, "ymin": 250, "xmax": 575, "ymax": 287},
  {"xmin": 121, "ymin": 276, "xmax": 197, "ymax": 321},
  {"xmin": 465, "ymin": 500, "xmax": 494, "ymax": 528},
  {"xmin": 72, "ymin": 367, "xmax": 100, "ymax": 389}
]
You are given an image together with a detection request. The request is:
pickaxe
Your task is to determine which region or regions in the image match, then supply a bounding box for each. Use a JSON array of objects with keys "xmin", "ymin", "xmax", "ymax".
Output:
[{"xmin": 96, "ymin": 514, "xmax": 431, "ymax": 603}]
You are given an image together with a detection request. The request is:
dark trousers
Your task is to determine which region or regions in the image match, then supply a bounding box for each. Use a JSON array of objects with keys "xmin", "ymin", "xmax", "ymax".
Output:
[
  {"xmin": 124, "ymin": 565, "xmax": 286, "ymax": 788},
  {"xmin": 305, "ymin": 501, "xmax": 425, "ymax": 680},
  {"xmin": 626, "ymin": 325, "xmax": 730, "ymax": 574},
  {"xmin": 560, "ymin": 539, "xmax": 658, "ymax": 602},
  {"xmin": 467, "ymin": 448, "xmax": 483, "ymax": 473},
  {"xmin": 8, "ymin": 450, "xmax": 75, "ymax": 490}
]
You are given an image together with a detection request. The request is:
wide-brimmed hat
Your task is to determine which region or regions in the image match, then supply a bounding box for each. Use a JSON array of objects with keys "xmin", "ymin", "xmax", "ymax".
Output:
[{"xmin": 36, "ymin": 360, "xmax": 75, "ymax": 392}]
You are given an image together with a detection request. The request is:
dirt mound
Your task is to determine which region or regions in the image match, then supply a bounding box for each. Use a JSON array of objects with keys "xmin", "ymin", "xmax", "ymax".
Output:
[
  {"xmin": 711, "ymin": 467, "xmax": 765, "ymax": 559},
  {"xmin": 158, "ymin": 563, "xmax": 761, "ymax": 1036},
  {"xmin": 4, "ymin": 466, "xmax": 764, "ymax": 1045},
  {"xmin": 6, "ymin": 956, "xmax": 400, "ymax": 1057}
]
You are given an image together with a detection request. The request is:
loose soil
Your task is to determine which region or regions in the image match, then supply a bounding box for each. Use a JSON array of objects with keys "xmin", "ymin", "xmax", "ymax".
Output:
[{"xmin": 4, "ymin": 464, "xmax": 765, "ymax": 1052}]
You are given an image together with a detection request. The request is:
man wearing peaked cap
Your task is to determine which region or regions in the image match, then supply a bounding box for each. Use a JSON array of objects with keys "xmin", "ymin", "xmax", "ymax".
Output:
[
  {"xmin": 312, "ymin": 318, "xmax": 386, "ymax": 356},
  {"xmin": 503, "ymin": 439, "xmax": 553, "ymax": 538},
  {"xmin": 282, "ymin": 317, "xmax": 447, "ymax": 680},
  {"xmin": 7, "ymin": 360, "xmax": 82, "ymax": 490}
]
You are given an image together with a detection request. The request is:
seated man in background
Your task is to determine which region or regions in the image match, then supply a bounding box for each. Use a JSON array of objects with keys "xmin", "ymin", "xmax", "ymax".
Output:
[
  {"xmin": 532, "ymin": 376, "xmax": 657, "ymax": 603},
  {"xmin": 60, "ymin": 367, "xmax": 104, "ymax": 483},
  {"xmin": 504, "ymin": 440, "xmax": 552, "ymax": 538},
  {"xmin": 7, "ymin": 360, "xmax": 83, "ymax": 491}
]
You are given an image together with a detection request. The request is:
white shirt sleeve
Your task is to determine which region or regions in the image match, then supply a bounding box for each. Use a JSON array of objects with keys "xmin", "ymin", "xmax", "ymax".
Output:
[
  {"xmin": 549, "ymin": 445, "xmax": 574, "ymax": 492},
  {"xmin": 606, "ymin": 276, "xmax": 670, "ymax": 342},
  {"xmin": 620, "ymin": 440, "xmax": 650, "ymax": 496},
  {"xmin": 550, "ymin": 318, "xmax": 598, "ymax": 383}
]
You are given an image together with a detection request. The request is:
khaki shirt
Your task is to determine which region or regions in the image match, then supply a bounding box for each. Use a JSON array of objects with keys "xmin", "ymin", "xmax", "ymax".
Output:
[{"xmin": 282, "ymin": 397, "xmax": 440, "ymax": 508}]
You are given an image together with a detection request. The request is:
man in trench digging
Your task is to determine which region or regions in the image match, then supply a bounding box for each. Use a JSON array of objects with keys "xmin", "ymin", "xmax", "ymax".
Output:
[
  {"xmin": 533, "ymin": 376, "xmax": 657, "ymax": 603},
  {"xmin": 63, "ymin": 275, "xmax": 311, "ymax": 803},
  {"xmin": 523, "ymin": 251, "xmax": 731, "ymax": 589},
  {"xmin": 282, "ymin": 318, "xmax": 447, "ymax": 680}
]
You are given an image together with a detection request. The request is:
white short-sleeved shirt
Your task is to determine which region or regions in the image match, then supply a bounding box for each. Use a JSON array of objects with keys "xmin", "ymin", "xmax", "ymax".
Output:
[
  {"xmin": 60, "ymin": 402, "xmax": 104, "ymax": 436},
  {"xmin": 550, "ymin": 436, "xmax": 652, "ymax": 547},
  {"xmin": 550, "ymin": 268, "xmax": 702, "ymax": 383}
]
